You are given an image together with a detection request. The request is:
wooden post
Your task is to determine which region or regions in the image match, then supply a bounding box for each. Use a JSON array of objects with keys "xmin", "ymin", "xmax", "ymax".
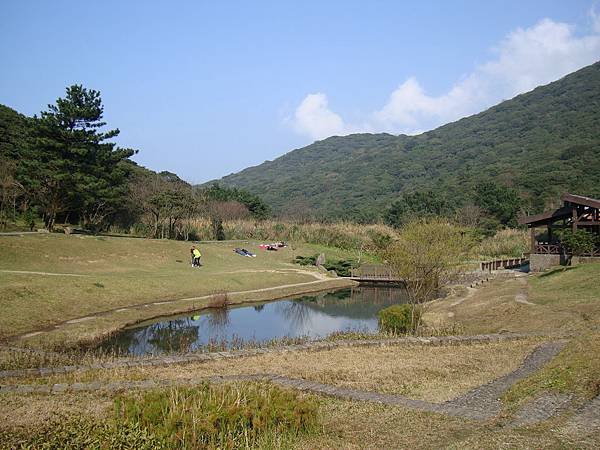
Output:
[
  {"xmin": 530, "ymin": 227, "xmax": 536, "ymax": 253},
  {"xmin": 572, "ymin": 207, "xmax": 578, "ymax": 232}
]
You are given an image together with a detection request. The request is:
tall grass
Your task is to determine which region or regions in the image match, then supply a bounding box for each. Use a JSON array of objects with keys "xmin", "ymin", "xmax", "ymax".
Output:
[
  {"xmin": 114, "ymin": 383, "xmax": 319, "ymax": 449},
  {"xmin": 183, "ymin": 218, "xmax": 397, "ymax": 252},
  {"xmin": 473, "ymin": 228, "xmax": 529, "ymax": 259},
  {"xmin": 2, "ymin": 383, "xmax": 319, "ymax": 449}
]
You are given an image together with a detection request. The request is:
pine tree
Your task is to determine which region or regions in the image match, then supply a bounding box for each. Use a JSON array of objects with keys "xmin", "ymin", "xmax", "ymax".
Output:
[{"xmin": 20, "ymin": 85, "xmax": 135, "ymax": 230}]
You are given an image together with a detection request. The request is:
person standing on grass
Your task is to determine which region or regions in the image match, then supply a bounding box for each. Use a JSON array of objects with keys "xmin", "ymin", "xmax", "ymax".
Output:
[{"xmin": 191, "ymin": 246, "xmax": 202, "ymax": 267}]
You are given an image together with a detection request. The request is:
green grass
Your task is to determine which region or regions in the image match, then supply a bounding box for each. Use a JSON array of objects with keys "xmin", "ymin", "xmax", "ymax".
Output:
[
  {"xmin": 529, "ymin": 264, "xmax": 600, "ymax": 308},
  {"xmin": 0, "ymin": 234, "xmax": 357, "ymax": 347}
]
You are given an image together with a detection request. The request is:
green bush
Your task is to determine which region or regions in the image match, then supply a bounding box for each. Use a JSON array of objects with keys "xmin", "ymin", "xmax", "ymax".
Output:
[
  {"xmin": 558, "ymin": 229, "xmax": 596, "ymax": 256},
  {"xmin": 378, "ymin": 304, "xmax": 420, "ymax": 334},
  {"xmin": 294, "ymin": 254, "xmax": 358, "ymax": 276}
]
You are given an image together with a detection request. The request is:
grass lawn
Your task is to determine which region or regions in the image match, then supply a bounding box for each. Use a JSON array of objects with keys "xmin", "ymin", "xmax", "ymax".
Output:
[{"xmin": 0, "ymin": 233, "xmax": 356, "ymax": 347}]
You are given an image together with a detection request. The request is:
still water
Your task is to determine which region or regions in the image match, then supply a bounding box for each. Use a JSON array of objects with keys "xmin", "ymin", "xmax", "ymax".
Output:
[{"xmin": 102, "ymin": 285, "xmax": 408, "ymax": 356}]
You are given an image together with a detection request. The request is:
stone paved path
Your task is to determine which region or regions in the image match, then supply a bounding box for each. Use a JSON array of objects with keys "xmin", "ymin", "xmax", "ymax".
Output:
[
  {"xmin": 562, "ymin": 394, "xmax": 600, "ymax": 436},
  {"xmin": 0, "ymin": 341, "xmax": 567, "ymax": 422},
  {"xmin": 510, "ymin": 393, "xmax": 573, "ymax": 427},
  {"xmin": 0, "ymin": 331, "xmax": 569, "ymax": 380}
]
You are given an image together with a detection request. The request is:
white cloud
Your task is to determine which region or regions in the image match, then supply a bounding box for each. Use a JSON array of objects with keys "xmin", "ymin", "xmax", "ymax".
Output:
[
  {"xmin": 290, "ymin": 93, "xmax": 372, "ymax": 140},
  {"xmin": 289, "ymin": 17, "xmax": 600, "ymax": 140}
]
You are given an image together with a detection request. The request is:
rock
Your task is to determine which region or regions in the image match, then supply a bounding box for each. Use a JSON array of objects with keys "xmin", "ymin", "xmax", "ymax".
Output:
[
  {"xmin": 315, "ymin": 253, "xmax": 326, "ymax": 266},
  {"xmin": 37, "ymin": 228, "xmax": 49, "ymax": 233}
]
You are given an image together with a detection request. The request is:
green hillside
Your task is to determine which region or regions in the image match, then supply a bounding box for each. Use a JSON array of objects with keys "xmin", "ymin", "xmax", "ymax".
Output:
[{"xmin": 215, "ymin": 61, "xmax": 600, "ymax": 221}]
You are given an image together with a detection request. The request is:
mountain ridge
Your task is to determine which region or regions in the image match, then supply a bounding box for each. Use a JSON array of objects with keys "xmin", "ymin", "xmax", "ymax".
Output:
[{"xmin": 212, "ymin": 61, "xmax": 600, "ymax": 221}]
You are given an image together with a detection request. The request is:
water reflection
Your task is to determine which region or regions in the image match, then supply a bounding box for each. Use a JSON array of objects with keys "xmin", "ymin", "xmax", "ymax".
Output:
[{"xmin": 103, "ymin": 285, "xmax": 407, "ymax": 356}]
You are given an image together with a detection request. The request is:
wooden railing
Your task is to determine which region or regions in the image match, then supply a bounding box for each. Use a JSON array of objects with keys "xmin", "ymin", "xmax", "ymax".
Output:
[
  {"xmin": 480, "ymin": 257, "xmax": 528, "ymax": 272},
  {"xmin": 349, "ymin": 265, "xmax": 401, "ymax": 282},
  {"xmin": 533, "ymin": 244, "xmax": 600, "ymax": 257},
  {"xmin": 534, "ymin": 243, "xmax": 562, "ymax": 254}
]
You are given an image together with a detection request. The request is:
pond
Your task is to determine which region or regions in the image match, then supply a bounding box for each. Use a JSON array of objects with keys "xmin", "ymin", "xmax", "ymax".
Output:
[{"xmin": 101, "ymin": 285, "xmax": 408, "ymax": 356}]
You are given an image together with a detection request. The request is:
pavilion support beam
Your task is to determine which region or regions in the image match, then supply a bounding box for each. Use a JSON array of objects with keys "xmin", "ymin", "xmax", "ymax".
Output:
[{"xmin": 530, "ymin": 227, "xmax": 536, "ymax": 253}]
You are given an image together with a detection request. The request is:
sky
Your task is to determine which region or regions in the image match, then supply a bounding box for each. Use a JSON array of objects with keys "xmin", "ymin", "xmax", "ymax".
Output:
[{"xmin": 1, "ymin": 1, "xmax": 600, "ymax": 184}]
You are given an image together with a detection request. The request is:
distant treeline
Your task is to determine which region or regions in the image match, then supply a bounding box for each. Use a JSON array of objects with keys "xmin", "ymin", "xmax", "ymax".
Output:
[{"xmin": 0, "ymin": 85, "xmax": 269, "ymax": 238}]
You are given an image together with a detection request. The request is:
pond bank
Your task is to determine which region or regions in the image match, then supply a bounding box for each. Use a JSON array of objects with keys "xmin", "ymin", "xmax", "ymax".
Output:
[{"xmin": 12, "ymin": 275, "xmax": 358, "ymax": 350}]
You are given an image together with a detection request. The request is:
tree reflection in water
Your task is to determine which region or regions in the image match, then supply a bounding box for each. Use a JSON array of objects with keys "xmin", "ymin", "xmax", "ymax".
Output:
[
  {"xmin": 274, "ymin": 299, "xmax": 315, "ymax": 330},
  {"xmin": 206, "ymin": 307, "xmax": 230, "ymax": 331},
  {"xmin": 148, "ymin": 318, "xmax": 199, "ymax": 353}
]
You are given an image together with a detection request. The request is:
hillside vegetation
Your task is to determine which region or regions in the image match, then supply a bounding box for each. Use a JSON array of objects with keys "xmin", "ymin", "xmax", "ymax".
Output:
[{"xmin": 216, "ymin": 61, "xmax": 600, "ymax": 221}]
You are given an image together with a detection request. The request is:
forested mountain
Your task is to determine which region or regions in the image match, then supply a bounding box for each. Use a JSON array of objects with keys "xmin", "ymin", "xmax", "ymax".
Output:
[{"xmin": 215, "ymin": 61, "xmax": 600, "ymax": 222}]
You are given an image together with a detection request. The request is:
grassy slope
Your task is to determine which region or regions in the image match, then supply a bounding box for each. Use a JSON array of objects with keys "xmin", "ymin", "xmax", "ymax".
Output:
[
  {"xmin": 426, "ymin": 264, "xmax": 600, "ymax": 406},
  {"xmin": 0, "ymin": 234, "xmax": 356, "ymax": 345},
  {"xmin": 425, "ymin": 265, "xmax": 600, "ymax": 335}
]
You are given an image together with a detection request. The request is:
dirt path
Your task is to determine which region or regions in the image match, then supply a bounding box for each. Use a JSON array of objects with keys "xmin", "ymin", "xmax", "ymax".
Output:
[{"xmin": 0, "ymin": 270, "xmax": 89, "ymax": 277}]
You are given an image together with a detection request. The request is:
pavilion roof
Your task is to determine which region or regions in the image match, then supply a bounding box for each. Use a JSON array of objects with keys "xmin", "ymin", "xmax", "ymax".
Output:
[{"xmin": 518, "ymin": 193, "xmax": 600, "ymax": 227}]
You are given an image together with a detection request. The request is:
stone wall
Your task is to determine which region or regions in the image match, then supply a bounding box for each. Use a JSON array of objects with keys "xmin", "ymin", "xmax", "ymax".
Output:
[
  {"xmin": 530, "ymin": 254, "xmax": 561, "ymax": 272},
  {"xmin": 530, "ymin": 254, "xmax": 600, "ymax": 272}
]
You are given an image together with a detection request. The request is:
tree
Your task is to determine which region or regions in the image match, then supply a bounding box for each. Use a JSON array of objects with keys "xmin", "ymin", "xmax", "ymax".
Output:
[
  {"xmin": 19, "ymin": 85, "xmax": 135, "ymax": 230},
  {"xmin": 203, "ymin": 184, "xmax": 270, "ymax": 219},
  {"xmin": 384, "ymin": 218, "xmax": 472, "ymax": 332},
  {"xmin": 130, "ymin": 170, "xmax": 198, "ymax": 239},
  {"xmin": 384, "ymin": 190, "xmax": 454, "ymax": 228},
  {"xmin": 474, "ymin": 181, "xmax": 521, "ymax": 228},
  {"xmin": 558, "ymin": 229, "xmax": 596, "ymax": 264}
]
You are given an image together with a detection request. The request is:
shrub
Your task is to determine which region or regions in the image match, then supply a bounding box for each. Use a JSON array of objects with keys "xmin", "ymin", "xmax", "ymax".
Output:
[
  {"xmin": 378, "ymin": 304, "xmax": 421, "ymax": 334},
  {"xmin": 294, "ymin": 254, "xmax": 358, "ymax": 276},
  {"xmin": 208, "ymin": 292, "xmax": 229, "ymax": 308},
  {"xmin": 558, "ymin": 229, "xmax": 596, "ymax": 256}
]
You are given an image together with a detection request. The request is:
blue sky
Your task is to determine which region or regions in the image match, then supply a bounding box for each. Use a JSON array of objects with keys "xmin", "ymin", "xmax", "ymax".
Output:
[{"xmin": 1, "ymin": 1, "xmax": 600, "ymax": 183}]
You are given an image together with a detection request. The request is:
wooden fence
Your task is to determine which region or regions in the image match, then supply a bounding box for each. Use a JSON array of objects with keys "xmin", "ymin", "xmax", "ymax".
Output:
[{"xmin": 480, "ymin": 257, "xmax": 528, "ymax": 272}]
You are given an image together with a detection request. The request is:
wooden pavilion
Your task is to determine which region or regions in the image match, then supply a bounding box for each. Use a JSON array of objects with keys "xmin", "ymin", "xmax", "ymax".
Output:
[{"xmin": 518, "ymin": 193, "xmax": 600, "ymax": 270}]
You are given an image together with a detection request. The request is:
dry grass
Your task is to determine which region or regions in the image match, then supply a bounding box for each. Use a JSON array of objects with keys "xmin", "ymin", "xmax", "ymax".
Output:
[
  {"xmin": 0, "ymin": 392, "xmax": 112, "ymax": 430},
  {"xmin": 18, "ymin": 340, "xmax": 539, "ymax": 404},
  {"xmin": 2, "ymin": 389, "xmax": 595, "ymax": 449},
  {"xmin": 293, "ymin": 397, "xmax": 594, "ymax": 450},
  {"xmin": 473, "ymin": 228, "xmax": 529, "ymax": 259},
  {"xmin": 183, "ymin": 218, "xmax": 396, "ymax": 252}
]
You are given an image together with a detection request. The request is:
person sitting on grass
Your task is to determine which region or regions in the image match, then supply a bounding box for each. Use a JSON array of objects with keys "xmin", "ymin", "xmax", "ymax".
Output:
[{"xmin": 191, "ymin": 246, "xmax": 202, "ymax": 267}]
